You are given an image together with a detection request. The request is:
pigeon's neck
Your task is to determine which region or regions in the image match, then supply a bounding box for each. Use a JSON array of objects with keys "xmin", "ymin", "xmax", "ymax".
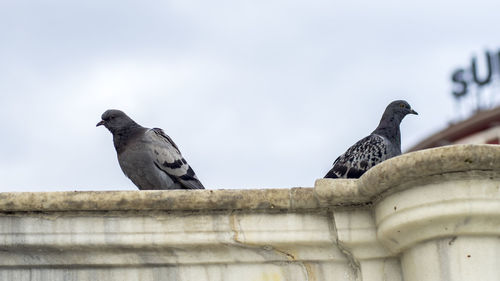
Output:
[
  {"xmin": 372, "ymin": 112, "xmax": 403, "ymax": 147},
  {"xmin": 112, "ymin": 124, "xmax": 145, "ymax": 154}
]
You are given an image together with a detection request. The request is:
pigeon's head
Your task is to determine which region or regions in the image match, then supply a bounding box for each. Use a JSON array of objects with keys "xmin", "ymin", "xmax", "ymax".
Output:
[
  {"xmin": 386, "ymin": 100, "xmax": 418, "ymax": 120},
  {"xmin": 96, "ymin": 109, "xmax": 137, "ymax": 134},
  {"xmin": 373, "ymin": 100, "xmax": 417, "ymax": 140}
]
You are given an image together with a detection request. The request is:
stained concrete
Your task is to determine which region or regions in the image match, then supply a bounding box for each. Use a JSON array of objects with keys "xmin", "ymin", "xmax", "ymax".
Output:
[{"xmin": 0, "ymin": 144, "xmax": 499, "ymax": 281}]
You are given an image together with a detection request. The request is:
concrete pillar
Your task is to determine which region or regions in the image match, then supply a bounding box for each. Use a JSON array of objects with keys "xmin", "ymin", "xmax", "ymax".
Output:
[{"xmin": 364, "ymin": 144, "xmax": 500, "ymax": 281}]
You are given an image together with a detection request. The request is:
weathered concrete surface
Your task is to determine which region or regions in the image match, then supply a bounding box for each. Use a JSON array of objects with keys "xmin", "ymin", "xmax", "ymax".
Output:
[
  {"xmin": 0, "ymin": 144, "xmax": 499, "ymax": 281},
  {"xmin": 0, "ymin": 188, "xmax": 320, "ymax": 212}
]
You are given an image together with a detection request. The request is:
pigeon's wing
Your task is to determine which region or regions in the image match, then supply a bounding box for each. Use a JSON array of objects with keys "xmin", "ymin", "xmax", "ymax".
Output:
[
  {"xmin": 324, "ymin": 134, "xmax": 389, "ymax": 179},
  {"xmin": 147, "ymin": 128, "xmax": 205, "ymax": 189}
]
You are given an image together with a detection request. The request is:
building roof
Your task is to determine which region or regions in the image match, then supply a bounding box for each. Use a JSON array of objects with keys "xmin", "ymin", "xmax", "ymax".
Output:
[{"xmin": 408, "ymin": 106, "xmax": 500, "ymax": 151}]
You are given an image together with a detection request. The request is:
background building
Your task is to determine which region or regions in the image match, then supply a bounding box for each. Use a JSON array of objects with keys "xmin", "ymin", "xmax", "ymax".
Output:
[{"xmin": 409, "ymin": 106, "xmax": 500, "ymax": 151}]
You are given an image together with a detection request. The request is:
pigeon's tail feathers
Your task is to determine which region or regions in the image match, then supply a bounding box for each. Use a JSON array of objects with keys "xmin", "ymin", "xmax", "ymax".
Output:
[
  {"xmin": 324, "ymin": 166, "xmax": 365, "ymax": 179},
  {"xmin": 324, "ymin": 169, "xmax": 340, "ymax": 178},
  {"xmin": 177, "ymin": 168, "xmax": 205, "ymax": 189},
  {"xmin": 149, "ymin": 128, "xmax": 205, "ymax": 190},
  {"xmin": 179, "ymin": 179, "xmax": 205, "ymax": 189}
]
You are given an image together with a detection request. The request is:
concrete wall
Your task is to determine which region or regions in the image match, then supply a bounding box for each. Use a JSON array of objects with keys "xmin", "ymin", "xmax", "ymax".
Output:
[{"xmin": 0, "ymin": 144, "xmax": 499, "ymax": 281}]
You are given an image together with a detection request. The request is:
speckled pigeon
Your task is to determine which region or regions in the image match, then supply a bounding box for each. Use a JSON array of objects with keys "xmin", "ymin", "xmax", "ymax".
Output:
[
  {"xmin": 97, "ymin": 109, "xmax": 205, "ymax": 190},
  {"xmin": 324, "ymin": 100, "xmax": 418, "ymax": 179}
]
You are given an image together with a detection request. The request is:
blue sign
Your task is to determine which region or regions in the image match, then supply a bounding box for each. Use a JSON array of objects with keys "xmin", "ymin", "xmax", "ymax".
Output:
[{"xmin": 451, "ymin": 50, "xmax": 498, "ymax": 98}]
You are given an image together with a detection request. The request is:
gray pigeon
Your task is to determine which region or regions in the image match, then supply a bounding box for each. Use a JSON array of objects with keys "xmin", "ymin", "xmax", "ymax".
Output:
[
  {"xmin": 97, "ymin": 109, "xmax": 205, "ymax": 190},
  {"xmin": 324, "ymin": 100, "xmax": 418, "ymax": 179}
]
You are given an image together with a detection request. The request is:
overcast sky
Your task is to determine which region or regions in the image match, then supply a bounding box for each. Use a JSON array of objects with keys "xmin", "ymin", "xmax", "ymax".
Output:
[{"xmin": 1, "ymin": 0, "xmax": 499, "ymax": 191}]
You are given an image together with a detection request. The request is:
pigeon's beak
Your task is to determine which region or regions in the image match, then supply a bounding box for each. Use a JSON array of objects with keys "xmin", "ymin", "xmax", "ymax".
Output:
[
  {"xmin": 96, "ymin": 120, "xmax": 105, "ymax": 127},
  {"xmin": 410, "ymin": 109, "xmax": 418, "ymax": 115}
]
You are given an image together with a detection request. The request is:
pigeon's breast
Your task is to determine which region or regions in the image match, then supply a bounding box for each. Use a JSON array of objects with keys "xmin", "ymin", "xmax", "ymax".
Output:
[
  {"xmin": 377, "ymin": 134, "xmax": 401, "ymax": 159},
  {"xmin": 117, "ymin": 139, "xmax": 177, "ymax": 190}
]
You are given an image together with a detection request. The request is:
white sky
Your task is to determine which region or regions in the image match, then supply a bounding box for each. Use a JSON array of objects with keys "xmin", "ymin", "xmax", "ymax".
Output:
[{"xmin": 1, "ymin": 0, "xmax": 499, "ymax": 191}]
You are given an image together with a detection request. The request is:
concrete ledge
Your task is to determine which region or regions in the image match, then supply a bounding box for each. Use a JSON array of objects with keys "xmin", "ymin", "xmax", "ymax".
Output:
[
  {"xmin": 359, "ymin": 144, "xmax": 500, "ymax": 198},
  {"xmin": 0, "ymin": 180, "xmax": 364, "ymax": 213},
  {"xmin": 0, "ymin": 188, "xmax": 323, "ymax": 212},
  {"xmin": 1, "ymin": 144, "xmax": 500, "ymax": 281},
  {"xmin": 2, "ymin": 144, "xmax": 497, "ymax": 214},
  {"xmin": 315, "ymin": 144, "xmax": 500, "ymax": 201}
]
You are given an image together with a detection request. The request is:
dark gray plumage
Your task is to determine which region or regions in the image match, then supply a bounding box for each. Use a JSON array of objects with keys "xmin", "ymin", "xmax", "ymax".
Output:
[
  {"xmin": 97, "ymin": 109, "xmax": 204, "ymax": 190},
  {"xmin": 324, "ymin": 100, "xmax": 418, "ymax": 179}
]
